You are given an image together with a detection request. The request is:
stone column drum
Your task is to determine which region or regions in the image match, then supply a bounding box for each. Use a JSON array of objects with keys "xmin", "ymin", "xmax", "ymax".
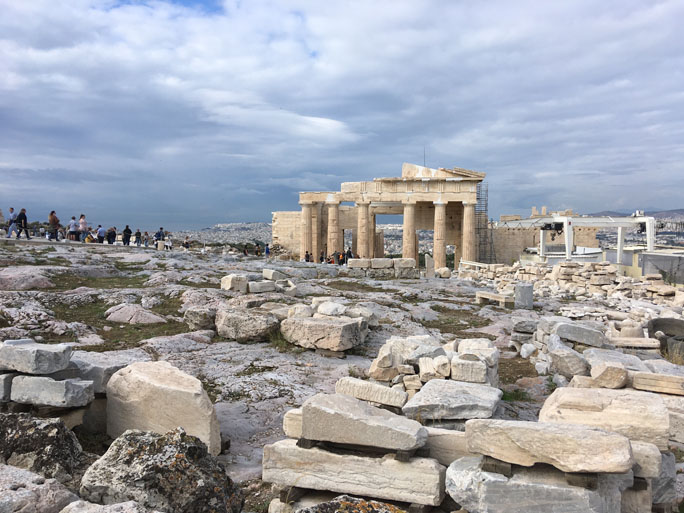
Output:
[
  {"xmin": 327, "ymin": 202, "xmax": 341, "ymax": 257},
  {"xmin": 462, "ymin": 202, "xmax": 477, "ymax": 262},
  {"xmin": 300, "ymin": 202, "xmax": 313, "ymax": 261},
  {"xmin": 403, "ymin": 202, "xmax": 416, "ymax": 259},
  {"xmin": 357, "ymin": 202, "xmax": 370, "ymax": 258},
  {"xmin": 433, "ymin": 201, "xmax": 447, "ymax": 269}
]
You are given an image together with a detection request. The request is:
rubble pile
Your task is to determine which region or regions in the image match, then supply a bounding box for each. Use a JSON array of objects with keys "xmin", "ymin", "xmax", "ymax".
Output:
[
  {"xmin": 368, "ymin": 335, "xmax": 500, "ymax": 399},
  {"xmin": 460, "ymin": 261, "xmax": 684, "ymax": 306}
]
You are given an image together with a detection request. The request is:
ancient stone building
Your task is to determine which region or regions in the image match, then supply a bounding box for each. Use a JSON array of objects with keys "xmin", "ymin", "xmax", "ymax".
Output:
[{"xmin": 272, "ymin": 163, "xmax": 485, "ymax": 268}]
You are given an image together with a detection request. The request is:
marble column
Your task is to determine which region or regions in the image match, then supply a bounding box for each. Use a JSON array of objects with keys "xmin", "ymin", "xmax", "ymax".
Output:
[
  {"xmin": 312, "ymin": 203, "xmax": 321, "ymax": 259},
  {"xmin": 357, "ymin": 202, "xmax": 370, "ymax": 258},
  {"xmin": 370, "ymin": 213, "xmax": 376, "ymax": 258},
  {"xmin": 402, "ymin": 203, "xmax": 416, "ymax": 259},
  {"xmin": 326, "ymin": 202, "xmax": 341, "ymax": 257},
  {"xmin": 461, "ymin": 202, "xmax": 477, "ymax": 262},
  {"xmin": 300, "ymin": 202, "xmax": 313, "ymax": 261},
  {"xmin": 433, "ymin": 201, "xmax": 447, "ymax": 269}
]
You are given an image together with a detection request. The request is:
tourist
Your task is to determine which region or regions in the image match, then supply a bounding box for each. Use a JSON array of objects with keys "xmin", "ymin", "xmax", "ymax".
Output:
[
  {"xmin": 182, "ymin": 236, "xmax": 190, "ymax": 250},
  {"xmin": 265, "ymin": 244, "xmax": 270, "ymax": 258},
  {"xmin": 5, "ymin": 207, "xmax": 18, "ymax": 238},
  {"xmin": 164, "ymin": 234, "xmax": 173, "ymax": 250},
  {"xmin": 143, "ymin": 231, "xmax": 149, "ymax": 247},
  {"xmin": 243, "ymin": 247, "xmax": 248, "ymax": 256},
  {"xmin": 96, "ymin": 225, "xmax": 105, "ymax": 243},
  {"xmin": 106, "ymin": 227, "xmax": 117, "ymax": 244},
  {"xmin": 346, "ymin": 247, "xmax": 353, "ymax": 262},
  {"xmin": 79, "ymin": 214, "xmax": 88, "ymax": 242},
  {"xmin": 39, "ymin": 226, "xmax": 45, "ymax": 238},
  {"xmin": 122, "ymin": 225, "xmax": 132, "ymax": 246},
  {"xmin": 67, "ymin": 216, "xmax": 79, "ymax": 241},
  {"xmin": 304, "ymin": 251, "xmax": 310, "ymax": 262},
  {"xmin": 255, "ymin": 244, "xmax": 261, "ymax": 256},
  {"xmin": 48, "ymin": 211, "xmax": 60, "ymax": 241},
  {"xmin": 134, "ymin": 228, "xmax": 142, "ymax": 246},
  {"xmin": 154, "ymin": 227, "xmax": 165, "ymax": 243},
  {"xmin": 319, "ymin": 250, "xmax": 325, "ymax": 263},
  {"xmin": 15, "ymin": 208, "xmax": 31, "ymax": 240}
]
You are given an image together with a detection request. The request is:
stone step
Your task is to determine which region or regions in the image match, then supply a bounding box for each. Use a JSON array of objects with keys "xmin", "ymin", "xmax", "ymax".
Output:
[{"xmin": 262, "ymin": 439, "xmax": 445, "ymax": 506}]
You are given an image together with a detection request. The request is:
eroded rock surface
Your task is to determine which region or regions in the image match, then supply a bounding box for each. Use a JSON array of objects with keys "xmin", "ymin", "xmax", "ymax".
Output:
[{"xmin": 80, "ymin": 428, "xmax": 242, "ymax": 513}]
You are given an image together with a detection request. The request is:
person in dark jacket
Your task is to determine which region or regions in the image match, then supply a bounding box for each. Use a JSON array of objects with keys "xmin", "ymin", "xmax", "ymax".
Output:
[
  {"xmin": 15, "ymin": 209, "xmax": 31, "ymax": 240},
  {"xmin": 134, "ymin": 228, "xmax": 142, "ymax": 246},
  {"xmin": 106, "ymin": 227, "xmax": 117, "ymax": 244},
  {"xmin": 122, "ymin": 225, "xmax": 132, "ymax": 246}
]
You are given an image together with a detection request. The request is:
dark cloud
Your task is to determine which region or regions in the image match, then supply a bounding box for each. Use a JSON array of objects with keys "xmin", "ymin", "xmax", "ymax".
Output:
[{"xmin": 1, "ymin": 0, "xmax": 683, "ymax": 229}]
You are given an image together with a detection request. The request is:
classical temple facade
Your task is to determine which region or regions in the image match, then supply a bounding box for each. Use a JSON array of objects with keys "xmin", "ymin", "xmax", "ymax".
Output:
[{"xmin": 271, "ymin": 163, "xmax": 485, "ymax": 268}]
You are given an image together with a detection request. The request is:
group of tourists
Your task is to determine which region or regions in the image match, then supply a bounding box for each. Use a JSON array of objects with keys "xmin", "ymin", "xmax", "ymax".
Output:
[
  {"xmin": 303, "ymin": 247, "xmax": 356, "ymax": 264},
  {"xmin": 3, "ymin": 207, "xmax": 173, "ymax": 249}
]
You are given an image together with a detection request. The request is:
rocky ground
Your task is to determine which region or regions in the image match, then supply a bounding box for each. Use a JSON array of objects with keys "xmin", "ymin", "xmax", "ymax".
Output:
[{"xmin": 2, "ymin": 239, "xmax": 681, "ymax": 512}]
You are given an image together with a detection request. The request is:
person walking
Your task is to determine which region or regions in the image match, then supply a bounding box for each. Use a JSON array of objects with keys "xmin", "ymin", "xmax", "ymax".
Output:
[
  {"xmin": 96, "ymin": 225, "xmax": 105, "ymax": 243},
  {"xmin": 15, "ymin": 209, "xmax": 31, "ymax": 240},
  {"xmin": 78, "ymin": 214, "xmax": 88, "ymax": 242},
  {"xmin": 265, "ymin": 244, "xmax": 270, "ymax": 258},
  {"xmin": 134, "ymin": 228, "xmax": 142, "ymax": 247},
  {"xmin": 122, "ymin": 225, "xmax": 132, "ymax": 246},
  {"xmin": 143, "ymin": 231, "xmax": 149, "ymax": 247},
  {"xmin": 48, "ymin": 211, "xmax": 60, "ymax": 241},
  {"xmin": 5, "ymin": 208, "xmax": 18, "ymax": 238}
]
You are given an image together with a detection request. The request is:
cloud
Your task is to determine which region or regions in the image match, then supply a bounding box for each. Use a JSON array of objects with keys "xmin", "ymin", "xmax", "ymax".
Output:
[{"xmin": 1, "ymin": 0, "xmax": 683, "ymax": 229}]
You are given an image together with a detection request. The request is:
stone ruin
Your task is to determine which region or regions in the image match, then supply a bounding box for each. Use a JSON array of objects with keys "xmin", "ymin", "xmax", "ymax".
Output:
[
  {"xmin": 272, "ymin": 163, "xmax": 484, "ymax": 267},
  {"xmin": 460, "ymin": 260, "xmax": 684, "ymax": 306},
  {"xmin": 263, "ymin": 329, "xmax": 681, "ymax": 513}
]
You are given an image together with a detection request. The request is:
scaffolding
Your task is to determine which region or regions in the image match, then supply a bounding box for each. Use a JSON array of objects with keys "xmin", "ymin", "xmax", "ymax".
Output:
[{"xmin": 475, "ymin": 182, "xmax": 495, "ymax": 263}]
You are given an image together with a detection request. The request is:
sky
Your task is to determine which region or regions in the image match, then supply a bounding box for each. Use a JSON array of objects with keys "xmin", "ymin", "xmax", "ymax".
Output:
[{"xmin": 1, "ymin": 0, "xmax": 683, "ymax": 230}]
